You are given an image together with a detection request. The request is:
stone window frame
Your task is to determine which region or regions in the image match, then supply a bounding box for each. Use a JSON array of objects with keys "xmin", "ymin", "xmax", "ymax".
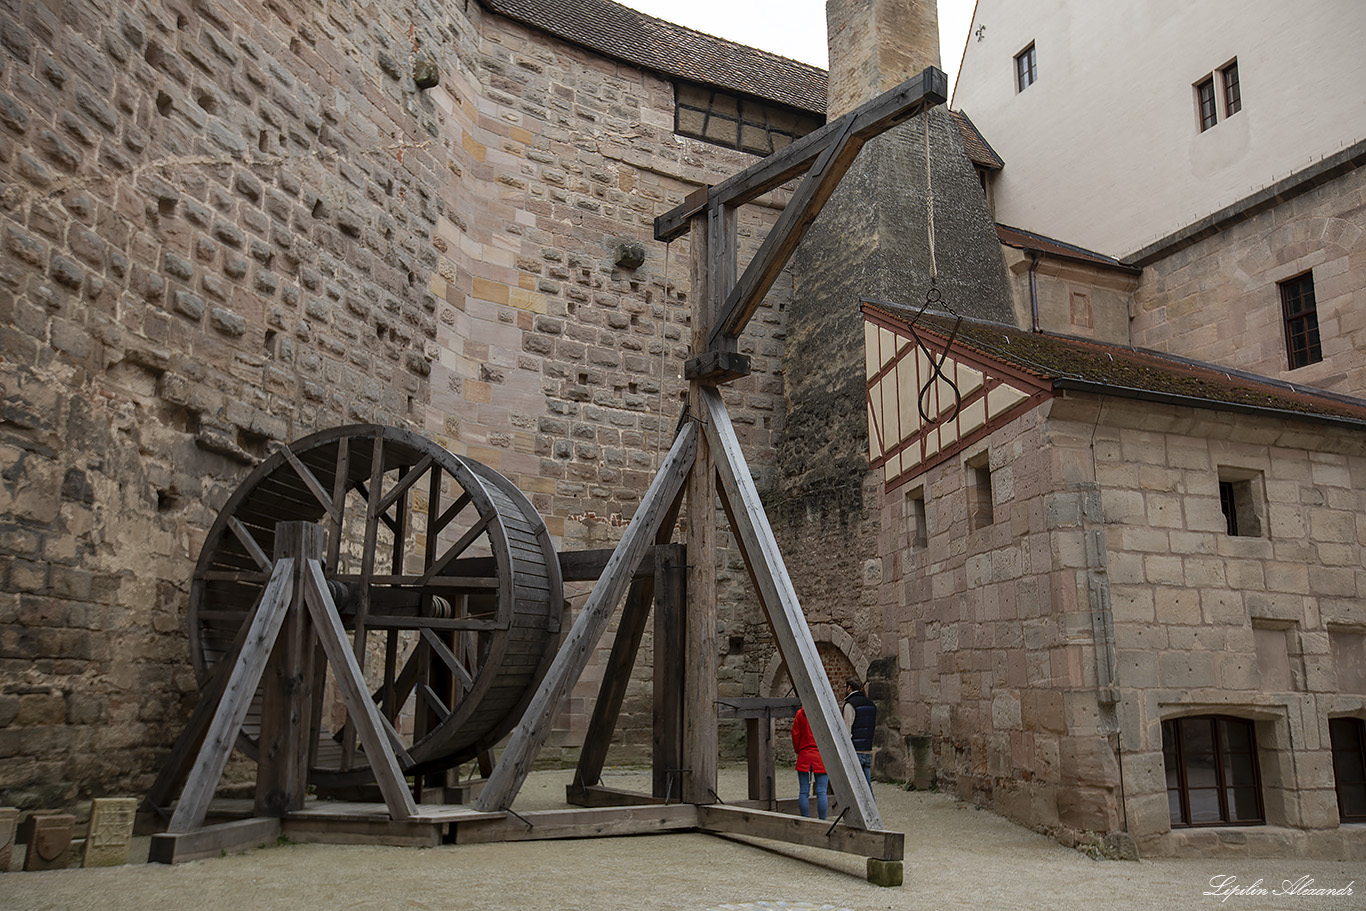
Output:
[
  {"xmin": 905, "ymin": 485, "xmax": 928, "ymax": 549},
  {"xmin": 965, "ymin": 450, "xmax": 994, "ymax": 531},
  {"xmin": 1215, "ymin": 465, "xmax": 1266, "ymax": 537},
  {"xmin": 673, "ymin": 82, "xmax": 822, "ymax": 157},
  {"xmin": 1162, "ymin": 714, "xmax": 1266, "ymax": 828},
  {"xmin": 1328, "ymin": 716, "xmax": 1366, "ymax": 823},
  {"xmin": 1279, "ymin": 270, "xmax": 1324, "ymax": 370}
]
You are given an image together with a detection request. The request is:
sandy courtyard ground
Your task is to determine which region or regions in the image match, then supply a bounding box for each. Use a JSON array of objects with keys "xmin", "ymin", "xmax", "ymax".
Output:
[{"xmin": 1, "ymin": 766, "xmax": 1360, "ymax": 911}]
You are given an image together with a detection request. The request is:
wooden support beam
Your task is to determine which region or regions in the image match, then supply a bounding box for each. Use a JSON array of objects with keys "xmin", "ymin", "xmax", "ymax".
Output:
[
  {"xmin": 302, "ymin": 561, "xmax": 417, "ymax": 821},
  {"xmin": 557, "ymin": 545, "xmax": 673, "ymax": 582},
  {"xmin": 143, "ymin": 588, "xmax": 263, "ymax": 815},
  {"xmin": 453, "ymin": 804, "xmax": 698, "ymax": 844},
  {"xmin": 716, "ymin": 697, "xmax": 801, "ymax": 719},
  {"xmin": 652, "ymin": 542, "xmax": 686, "ymax": 800},
  {"xmin": 654, "ymin": 66, "xmax": 947, "ymax": 242},
  {"xmin": 565, "ymin": 784, "xmax": 666, "ymax": 809},
  {"xmin": 167, "ymin": 560, "xmax": 295, "ymax": 834},
  {"xmin": 698, "ymin": 805, "xmax": 903, "ymax": 861},
  {"xmin": 256, "ymin": 524, "xmax": 322, "ymax": 818},
  {"xmin": 570, "ymin": 573, "xmax": 654, "ymax": 792},
  {"xmin": 745, "ymin": 716, "xmax": 775, "ymax": 804},
  {"xmin": 708, "ymin": 116, "xmax": 856, "ymax": 348},
  {"xmin": 573, "ymin": 485, "xmax": 687, "ymax": 795},
  {"xmin": 698, "ymin": 387, "xmax": 882, "ymax": 831},
  {"xmin": 282, "ymin": 817, "xmax": 441, "ymax": 848},
  {"xmin": 475, "ymin": 423, "xmax": 698, "ymax": 811},
  {"xmin": 149, "ymin": 817, "xmax": 282, "ymax": 865},
  {"xmin": 683, "ymin": 211, "xmax": 720, "ymax": 806}
]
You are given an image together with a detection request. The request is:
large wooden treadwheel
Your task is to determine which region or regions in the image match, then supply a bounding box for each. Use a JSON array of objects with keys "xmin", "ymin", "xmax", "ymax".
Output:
[{"xmin": 189, "ymin": 424, "xmax": 563, "ymax": 785}]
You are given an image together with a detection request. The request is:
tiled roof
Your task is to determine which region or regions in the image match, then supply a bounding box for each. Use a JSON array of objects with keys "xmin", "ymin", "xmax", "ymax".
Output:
[
  {"xmin": 995, "ymin": 223, "xmax": 1139, "ymax": 273},
  {"xmin": 481, "ymin": 0, "xmax": 829, "ymax": 114},
  {"xmin": 863, "ymin": 301, "xmax": 1366, "ymax": 429},
  {"xmin": 950, "ymin": 111, "xmax": 1003, "ymax": 170}
]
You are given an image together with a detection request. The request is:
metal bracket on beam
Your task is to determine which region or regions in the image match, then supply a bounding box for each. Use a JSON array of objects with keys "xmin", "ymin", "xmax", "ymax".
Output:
[{"xmin": 684, "ymin": 351, "xmax": 752, "ymax": 385}]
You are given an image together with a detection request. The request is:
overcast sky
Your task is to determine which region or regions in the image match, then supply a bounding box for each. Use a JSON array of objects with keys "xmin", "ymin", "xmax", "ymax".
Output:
[{"xmin": 616, "ymin": 0, "xmax": 977, "ymax": 93}]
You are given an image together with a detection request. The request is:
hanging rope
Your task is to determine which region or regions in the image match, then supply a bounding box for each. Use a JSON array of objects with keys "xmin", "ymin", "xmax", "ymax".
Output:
[
  {"xmin": 655, "ymin": 236, "xmax": 672, "ymax": 468},
  {"xmin": 909, "ymin": 106, "xmax": 961, "ymax": 424},
  {"xmin": 923, "ymin": 106, "xmax": 938, "ymax": 285}
]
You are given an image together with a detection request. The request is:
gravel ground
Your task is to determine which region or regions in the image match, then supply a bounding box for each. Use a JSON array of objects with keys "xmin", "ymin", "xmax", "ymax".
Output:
[{"xmin": 1, "ymin": 766, "xmax": 1360, "ymax": 911}]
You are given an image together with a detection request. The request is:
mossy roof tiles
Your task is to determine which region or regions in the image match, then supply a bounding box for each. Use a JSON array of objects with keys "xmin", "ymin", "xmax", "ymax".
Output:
[{"xmin": 864, "ymin": 301, "xmax": 1366, "ymax": 429}]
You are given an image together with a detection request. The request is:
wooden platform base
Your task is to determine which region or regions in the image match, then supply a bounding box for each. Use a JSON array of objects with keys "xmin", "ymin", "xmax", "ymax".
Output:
[{"xmin": 149, "ymin": 796, "xmax": 904, "ymax": 885}]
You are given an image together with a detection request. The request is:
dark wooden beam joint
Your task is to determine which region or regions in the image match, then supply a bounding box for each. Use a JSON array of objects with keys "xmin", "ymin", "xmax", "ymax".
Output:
[{"xmin": 684, "ymin": 351, "xmax": 752, "ymax": 385}]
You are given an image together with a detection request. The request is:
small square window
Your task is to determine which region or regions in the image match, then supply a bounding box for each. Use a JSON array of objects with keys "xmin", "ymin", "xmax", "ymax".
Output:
[
  {"xmin": 1217, "ymin": 468, "xmax": 1264, "ymax": 537},
  {"xmin": 1222, "ymin": 60, "xmax": 1241, "ymax": 116},
  {"xmin": 1196, "ymin": 76, "xmax": 1218, "ymax": 131},
  {"xmin": 1015, "ymin": 43, "xmax": 1037, "ymax": 93}
]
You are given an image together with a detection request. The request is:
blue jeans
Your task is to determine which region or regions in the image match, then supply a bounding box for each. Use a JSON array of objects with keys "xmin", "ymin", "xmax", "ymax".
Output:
[
  {"xmin": 858, "ymin": 751, "xmax": 873, "ymax": 787},
  {"xmin": 797, "ymin": 770, "xmax": 828, "ymax": 819}
]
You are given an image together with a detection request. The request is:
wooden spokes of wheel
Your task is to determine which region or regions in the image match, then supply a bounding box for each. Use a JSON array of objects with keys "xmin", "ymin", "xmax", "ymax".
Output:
[{"xmin": 189, "ymin": 424, "xmax": 562, "ymax": 786}]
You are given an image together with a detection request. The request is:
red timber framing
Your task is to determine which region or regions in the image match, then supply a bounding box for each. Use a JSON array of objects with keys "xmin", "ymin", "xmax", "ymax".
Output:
[{"xmin": 862, "ymin": 303, "xmax": 1053, "ymax": 492}]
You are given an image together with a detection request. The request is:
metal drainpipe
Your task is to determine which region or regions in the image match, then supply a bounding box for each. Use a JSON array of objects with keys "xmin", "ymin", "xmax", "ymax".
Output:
[{"xmin": 1028, "ymin": 250, "xmax": 1041, "ymax": 332}]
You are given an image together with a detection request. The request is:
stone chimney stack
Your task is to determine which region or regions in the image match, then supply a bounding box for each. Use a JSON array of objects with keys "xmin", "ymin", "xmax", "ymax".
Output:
[
  {"xmin": 826, "ymin": 0, "xmax": 942, "ymax": 117},
  {"xmin": 770, "ymin": 2, "xmax": 1011, "ymax": 680}
]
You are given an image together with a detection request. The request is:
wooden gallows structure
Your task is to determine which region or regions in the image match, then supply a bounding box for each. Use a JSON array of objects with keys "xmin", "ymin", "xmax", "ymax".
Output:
[{"xmin": 145, "ymin": 67, "xmax": 948, "ymax": 885}]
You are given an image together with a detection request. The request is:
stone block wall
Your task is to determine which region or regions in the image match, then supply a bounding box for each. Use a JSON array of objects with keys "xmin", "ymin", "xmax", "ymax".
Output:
[
  {"xmin": 881, "ymin": 389, "xmax": 1366, "ymax": 857},
  {"xmin": 0, "ymin": 0, "xmax": 798, "ymax": 806},
  {"xmin": 1084, "ymin": 397, "xmax": 1366, "ymax": 857},
  {"xmin": 1130, "ymin": 165, "xmax": 1366, "ymax": 397},
  {"xmin": 876, "ymin": 396, "xmax": 1119, "ymax": 843}
]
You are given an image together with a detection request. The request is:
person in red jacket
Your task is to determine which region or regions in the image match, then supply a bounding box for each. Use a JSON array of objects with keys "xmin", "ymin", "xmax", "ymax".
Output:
[{"xmin": 791, "ymin": 706, "xmax": 828, "ymax": 819}]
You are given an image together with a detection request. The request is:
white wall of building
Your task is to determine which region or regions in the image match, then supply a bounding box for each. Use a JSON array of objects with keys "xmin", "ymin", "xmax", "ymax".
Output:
[{"xmin": 952, "ymin": 0, "xmax": 1366, "ymax": 258}]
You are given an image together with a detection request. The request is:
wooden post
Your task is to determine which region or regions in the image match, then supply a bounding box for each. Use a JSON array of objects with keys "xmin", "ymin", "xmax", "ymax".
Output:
[
  {"xmin": 255, "ymin": 523, "xmax": 322, "ymax": 817},
  {"xmin": 652, "ymin": 543, "xmax": 685, "ymax": 800},
  {"xmin": 683, "ymin": 211, "xmax": 721, "ymax": 806},
  {"xmin": 746, "ymin": 716, "xmax": 774, "ymax": 804}
]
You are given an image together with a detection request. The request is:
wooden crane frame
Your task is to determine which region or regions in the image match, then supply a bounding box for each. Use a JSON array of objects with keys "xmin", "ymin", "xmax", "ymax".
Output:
[{"xmin": 146, "ymin": 67, "xmax": 947, "ymax": 882}]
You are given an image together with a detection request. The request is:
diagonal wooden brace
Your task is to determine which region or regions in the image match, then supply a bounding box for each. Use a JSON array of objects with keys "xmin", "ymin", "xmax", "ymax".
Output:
[
  {"xmin": 476, "ymin": 421, "xmax": 698, "ymax": 811},
  {"xmin": 698, "ymin": 386, "xmax": 882, "ymax": 830}
]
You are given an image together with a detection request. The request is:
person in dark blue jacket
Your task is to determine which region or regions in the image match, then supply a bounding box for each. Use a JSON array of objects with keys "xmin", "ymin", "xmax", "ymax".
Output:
[{"xmin": 843, "ymin": 677, "xmax": 876, "ymax": 787}]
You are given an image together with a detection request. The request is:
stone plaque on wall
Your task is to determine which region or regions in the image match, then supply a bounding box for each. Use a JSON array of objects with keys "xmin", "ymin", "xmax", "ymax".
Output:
[
  {"xmin": 23, "ymin": 812, "xmax": 75, "ymax": 871},
  {"xmin": 82, "ymin": 798, "xmax": 138, "ymax": 867},
  {"xmin": 0, "ymin": 807, "xmax": 17, "ymax": 871}
]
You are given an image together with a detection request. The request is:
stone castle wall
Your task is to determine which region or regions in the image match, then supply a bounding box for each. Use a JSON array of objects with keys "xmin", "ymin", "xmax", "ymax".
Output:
[
  {"xmin": 1130, "ymin": 165, "xmax": 1366, "ymax": 397},
  {"xmin": 0, "ymin": 0, "xmax": 794, "ymax": 808}
]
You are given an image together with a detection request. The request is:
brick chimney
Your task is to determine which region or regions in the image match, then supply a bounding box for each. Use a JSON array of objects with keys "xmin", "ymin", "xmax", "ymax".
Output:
[{"xmin": 826, "ymin": 0, "xmax": 942, "ymax": 117}]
